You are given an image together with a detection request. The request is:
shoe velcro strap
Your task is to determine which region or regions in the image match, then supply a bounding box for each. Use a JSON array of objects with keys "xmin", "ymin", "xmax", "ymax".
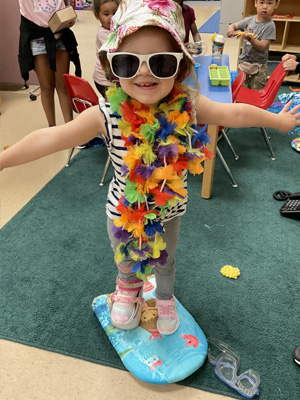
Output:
[
  {"xmin": 116, "ymin": 278, "xmax": 144, "ymax": 292},
  {"xmin": 111, "ymin": 293, "xmax": 144, "ymax": 304}
]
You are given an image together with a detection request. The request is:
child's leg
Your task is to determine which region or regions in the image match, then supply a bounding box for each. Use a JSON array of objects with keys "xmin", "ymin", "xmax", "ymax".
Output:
[
  {"xmin": 34, "ymin": 54, "xmax": 56, "ymax": 126},
  {"xmin": 154, "ymin": 216, "xmax": 181, "ymax": 300},
  {"xmin": 106, "ymin": 216, "xmax": 181, "ymax": 334},
  {"xmin": 55, "ymin": 50, "xmax": 73, "ymax": 123},
  {"xmin": 107, "ymin": 217, "xmax": 144, "ymax": 329},
  {"xmin": 107, "ymin": 215, "xmax": 181, "ymax": 288},
  {"xmin": 107, "ymin": 217, "xmax": 137, "ymax": 280},
  {"xmin": 154, "ymin": 216, "xmax": 181, "ymax": 335}
]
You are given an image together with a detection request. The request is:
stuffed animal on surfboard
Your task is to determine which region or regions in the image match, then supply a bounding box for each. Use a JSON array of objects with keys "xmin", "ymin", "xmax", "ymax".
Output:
[{"xmin": 92, "ymin": 274, "xmax": 207, "ymax": 384}]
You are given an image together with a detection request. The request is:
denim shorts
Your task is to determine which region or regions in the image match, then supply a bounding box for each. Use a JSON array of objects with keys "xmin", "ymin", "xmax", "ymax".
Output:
[{"xmin": 30, "ymin": 38, "xmax": 66, "ymax": 56}]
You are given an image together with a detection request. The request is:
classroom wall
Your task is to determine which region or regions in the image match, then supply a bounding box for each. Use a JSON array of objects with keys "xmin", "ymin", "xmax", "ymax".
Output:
[
  {"xmin": 0, "ymin": 1, "xmax": 38, "ymax": 85},
  {"xmin": 219, "ymin": 0, "xmax": 244, "ymax": 35}
]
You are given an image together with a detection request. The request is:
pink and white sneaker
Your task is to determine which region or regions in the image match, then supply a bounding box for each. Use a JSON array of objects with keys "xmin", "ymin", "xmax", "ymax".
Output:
[
  {"xmin": 111, "ymin": 278, "xmax": 144, "ymax": 330},
  {"xmin": 156, "ymin": 296, "xmax": 180, "ymax": 335}
]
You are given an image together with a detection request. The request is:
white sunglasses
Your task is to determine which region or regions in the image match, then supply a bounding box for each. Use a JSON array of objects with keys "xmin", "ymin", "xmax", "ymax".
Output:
[{"xmin": 107, "ymin": 52, "xmax": 183, "ymax": 79}]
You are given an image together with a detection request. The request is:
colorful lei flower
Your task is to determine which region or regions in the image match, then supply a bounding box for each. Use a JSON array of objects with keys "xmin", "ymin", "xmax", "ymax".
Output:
[{"xmin": 107, "ymin": 84, "xmax": 212, "ymax": 280}]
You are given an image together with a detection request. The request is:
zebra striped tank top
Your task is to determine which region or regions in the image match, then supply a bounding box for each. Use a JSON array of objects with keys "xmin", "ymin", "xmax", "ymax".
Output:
[{"xmin": 99, "ymin": 97, "xmax": 188, "ymax": 222}]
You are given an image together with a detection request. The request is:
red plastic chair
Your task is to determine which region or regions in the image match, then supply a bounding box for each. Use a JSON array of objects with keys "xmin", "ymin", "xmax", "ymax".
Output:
[
  {"xmin": 236, "ymin": 62, "xmax": 287, "ymax": 109},
  {"xmin": 235, "ymin": 62, "xmax": 287, "ymax": 160},
  {"xmin": 232, "ymin": 70, "xmax": 247, "ymax": 101},
  {"xmin": 217, "ymin": 71, "xmax": 245, "ymax": 187},
  {"xmin": 64, "ymin": 74, "xmax": 98, "ymax": 114},
  {"xmin": 63, "ymin": 74, "xmax": 110, "ymax": 186}
]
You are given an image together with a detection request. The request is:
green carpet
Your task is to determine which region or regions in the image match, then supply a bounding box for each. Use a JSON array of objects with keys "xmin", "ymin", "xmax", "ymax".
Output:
[{"xmin": 1, "ymin": 127, "xmax": 299, "ymax": 399}]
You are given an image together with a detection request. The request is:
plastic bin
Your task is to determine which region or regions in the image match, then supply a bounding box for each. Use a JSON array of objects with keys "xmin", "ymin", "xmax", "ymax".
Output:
[{"xmin": 209, "ymin": 66, "xmax": 231, "ymax": 86}]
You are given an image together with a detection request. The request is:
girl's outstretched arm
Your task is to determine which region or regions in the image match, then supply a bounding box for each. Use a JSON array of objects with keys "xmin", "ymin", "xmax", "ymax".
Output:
[
  {"xmin": 0, "ymin": 106, "xmax": 105, "ymax": 171},
  {"xmin": 196, "ymin": 96, "xmax": 300, "ymax": 133}
]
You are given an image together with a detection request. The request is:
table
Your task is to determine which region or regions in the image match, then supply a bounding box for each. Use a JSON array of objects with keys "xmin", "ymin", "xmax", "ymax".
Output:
[{"xmin": 194, "ymin": 54, "xmax": 232, "ymax": 199}]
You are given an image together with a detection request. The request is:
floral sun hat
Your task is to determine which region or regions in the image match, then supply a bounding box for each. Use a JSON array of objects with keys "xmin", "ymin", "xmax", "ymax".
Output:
[{"xmin": 99, "ymin": 0, "xmax": 195, "ymax": 65}]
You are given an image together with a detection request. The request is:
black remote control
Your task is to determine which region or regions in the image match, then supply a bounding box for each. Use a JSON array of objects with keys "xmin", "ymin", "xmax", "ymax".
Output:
[{"xmin": 280, "ymin": 199, "xmax": 300, "ymax": 219}]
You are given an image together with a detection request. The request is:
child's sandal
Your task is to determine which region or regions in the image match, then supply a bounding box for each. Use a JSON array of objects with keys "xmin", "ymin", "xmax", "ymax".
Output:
[{"xmin": 111, "ymin": 278, "xmax": 144, "ymax": 330}]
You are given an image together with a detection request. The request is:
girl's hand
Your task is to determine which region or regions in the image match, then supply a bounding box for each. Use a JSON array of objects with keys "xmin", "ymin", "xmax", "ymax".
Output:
[{"xmin": 278, "ymin": 101, "xmax": 300, "ymax": 132}]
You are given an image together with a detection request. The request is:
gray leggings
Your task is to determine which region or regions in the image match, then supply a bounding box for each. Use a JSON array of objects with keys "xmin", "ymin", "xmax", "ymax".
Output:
[{"xmin": 107, "ymin": 216, "xmax": 181, "ymax": 300}]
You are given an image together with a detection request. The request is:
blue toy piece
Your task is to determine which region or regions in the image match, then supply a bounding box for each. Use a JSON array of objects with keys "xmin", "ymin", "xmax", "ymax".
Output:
[{"xmin": 92, "ymin": 275, "xmax": 207, "ymax": 384}]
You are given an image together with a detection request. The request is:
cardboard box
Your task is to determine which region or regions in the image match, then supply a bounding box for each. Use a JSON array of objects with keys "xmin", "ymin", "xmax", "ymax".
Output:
[{"xmin": 48, "ymin": 6, "xmax": 77, "ymax": 33}]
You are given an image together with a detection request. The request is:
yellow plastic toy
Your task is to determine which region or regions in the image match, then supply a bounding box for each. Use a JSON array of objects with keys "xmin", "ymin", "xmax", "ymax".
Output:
[
  {"xmin": 234, "ymin": 31, "xmax": 257, "ymax": 40},
  {"xmin": 220, "ymin": 265, "xmax": 241, "ymax": 279}
]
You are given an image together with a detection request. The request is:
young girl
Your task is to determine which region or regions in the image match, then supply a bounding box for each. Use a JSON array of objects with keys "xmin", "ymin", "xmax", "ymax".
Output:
[
  {"xmin": 92, "ymin": 0, "xmax": 119, "ymax": 98},
  {"xmin": 2, "ymin": 0, "xmax": 300, "ymax": 336},
  {"xmin": 18, "ymin": 0, "xmax": 81, "ymax": 126}
]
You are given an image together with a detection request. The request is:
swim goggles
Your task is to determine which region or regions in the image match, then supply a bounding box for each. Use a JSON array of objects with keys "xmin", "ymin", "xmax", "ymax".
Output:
[
  {"xmin": 106, "ymin": 52, "xmax": 183, "ymax": 79},
  {"xmin": 207, "ymin": 338, "xmax": 260, "ymax": 399}
]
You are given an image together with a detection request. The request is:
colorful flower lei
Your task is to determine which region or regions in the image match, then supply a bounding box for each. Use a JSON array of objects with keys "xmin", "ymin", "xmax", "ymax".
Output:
[{"xmin": 106, "ymin": 83, "xmax": 212, "ymax": 280}]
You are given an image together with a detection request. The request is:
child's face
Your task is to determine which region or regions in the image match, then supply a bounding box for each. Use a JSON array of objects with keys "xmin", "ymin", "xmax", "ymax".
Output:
[
  {"xmin": 255, "ymin": 0, "xmax": 279, "ymax": 21},
  {"xmin": 96, "ymin": 1, "xmax": 118, "ymax": 30},
  {"xmin": 117, "ymin": 27, "xmax": 181, "ymax": 108}
]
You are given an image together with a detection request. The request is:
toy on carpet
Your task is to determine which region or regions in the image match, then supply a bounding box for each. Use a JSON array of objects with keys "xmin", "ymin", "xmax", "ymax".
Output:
[
  {"xmin": 292, "ymin": 345, "xmax": 300, "ymax": 366},
  {"xmin": 92, "ymin": 274, "xmax": 207, "ymax": 384},
  {"xmin": 289, "ymin": 86, "xmax": 300, "ymax": 92},
  {"xmin": 221, "ymin": 265, "xmax": 241, "ymax": 279},
  {"xmin": 291, "ymin": 137, "xmax": 300, "ymax": 153},
  {"xmin": 207, "ymin": 337, "xmax": 260, "ymax": 399}
]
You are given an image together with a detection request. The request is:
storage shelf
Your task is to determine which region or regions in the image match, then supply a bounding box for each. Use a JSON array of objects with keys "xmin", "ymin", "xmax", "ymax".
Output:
[
  {"xmin": 272, "ymin": 16, "xmax": 300, "ymax": 22},
  {"xmin": 284, "ymin": 74, "xmax": 300, "ymax": 83},
  {"xmin": 268, "ymin": 74, "xmax": 300, "ymax": 83},
  {"xmin": 269, "ymin": 45, "xmax": 300, "ymax": 53}
]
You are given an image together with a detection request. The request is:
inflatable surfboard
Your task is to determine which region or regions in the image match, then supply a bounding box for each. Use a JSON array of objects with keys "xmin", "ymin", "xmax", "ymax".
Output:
[{"xmin": 92, "ymin": 274, "xmax": 207, "ymax": 384}]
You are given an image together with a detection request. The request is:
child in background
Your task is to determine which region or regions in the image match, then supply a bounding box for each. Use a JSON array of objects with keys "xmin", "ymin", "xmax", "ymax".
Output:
[
  {"xmin": 227, "ymin": 0, "xmax": 279, "ymax": 90},
  {"xmin": 18, "ymin": 0, "xmax": 81, "ymax": 127},
  {"xmin": 93, "ymin": 0, "xmax": 119, "ymax": 98},
  {"xmin": 174, "ymin": 0, "xmax": 201, "ymax": 43},
  {"xmin": 1, "ymin": 0, "xmax": 299, "ymax": 336},
  {"xmin": 282, "ymin": 53, "xmax": 300, "ymax": 74}
]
